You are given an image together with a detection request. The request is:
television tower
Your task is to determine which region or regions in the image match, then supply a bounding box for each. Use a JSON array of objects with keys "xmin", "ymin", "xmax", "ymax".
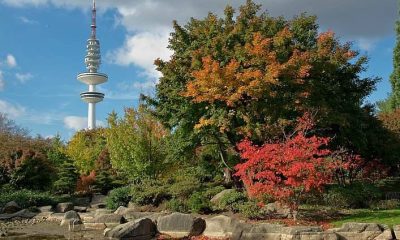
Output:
[{"xmin": 77, "ymin": 0, "xmax": 108, "ymax": 130}]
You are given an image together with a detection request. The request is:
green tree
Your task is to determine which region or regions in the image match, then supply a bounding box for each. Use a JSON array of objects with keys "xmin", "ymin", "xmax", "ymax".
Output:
[
  {"xmin": 65, "ymin": 129, "xmax": 106, "ymax": 174},
  {"xmin": 53, "ymin": 155, "xmax": 78, "ymax": 194},
  {"xmin": 144, "ymin": 1, "xmax": 380, "ymax": 168},
  {"xmin": 106, "ymin": 105, "xmax": 168, "ymax": 182}
]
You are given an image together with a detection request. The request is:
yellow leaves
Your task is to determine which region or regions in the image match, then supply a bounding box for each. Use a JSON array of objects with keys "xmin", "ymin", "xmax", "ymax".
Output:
[{"xmin": 194, "ymin": 117, "xmax": 215, "ymax": 129}]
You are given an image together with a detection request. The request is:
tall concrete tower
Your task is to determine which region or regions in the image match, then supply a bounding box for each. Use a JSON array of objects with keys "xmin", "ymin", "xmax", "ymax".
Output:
[{"xmin": 77, "ymin": 0, "xmax": 108, "ymax": 130}]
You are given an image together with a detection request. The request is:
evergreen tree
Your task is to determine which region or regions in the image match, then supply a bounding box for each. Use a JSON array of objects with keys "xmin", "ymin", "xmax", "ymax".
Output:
[{"xmin": 53, "ymin": 155, "xmax": 78, "ymax": 194}]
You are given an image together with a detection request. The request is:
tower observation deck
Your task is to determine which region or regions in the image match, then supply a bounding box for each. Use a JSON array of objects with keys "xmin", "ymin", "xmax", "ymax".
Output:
[{"xmin": 77, "ymin": 0, "xmax": 108, "ymax": 130}]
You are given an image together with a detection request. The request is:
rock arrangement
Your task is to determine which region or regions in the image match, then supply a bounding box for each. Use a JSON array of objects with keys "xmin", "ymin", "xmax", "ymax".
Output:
[{"xmin": 0, "ymin": 196, "xmax": 400, "ymax": 240}]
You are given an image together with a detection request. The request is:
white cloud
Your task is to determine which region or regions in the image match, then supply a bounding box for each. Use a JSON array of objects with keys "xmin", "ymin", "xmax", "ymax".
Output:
[
  {"xmin": 107, "ymin": 31, "xmax": 172, "ymax": 80},
  {"xmin": 19, "ymin": 16, "xmax": 38, "ymax": 25},
  {"xmin": 0, "ymin": 71, "xmax": 4, "ymax": 91},
  {"xmin": 0, "ymin": 99, "xmax": 26, "ymax": 118},
  {"xmin": 6, "ymin": 54, "xmax": 17, "ymax": 68},
  {"xmin": 15, "ymin": 72, "xmax": 33, "ymax": 83},
  {"xmin": 63, "ymin": 116, "xmax": 104, "ymax": 131},
  {"xmin": 357, "ymin": 38, "xmax": 377, "ymax": 52}
]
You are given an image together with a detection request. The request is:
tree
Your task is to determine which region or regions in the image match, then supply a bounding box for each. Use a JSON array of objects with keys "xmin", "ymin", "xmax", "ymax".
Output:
[
  {"xmin": 53, "ymin": 156, "xmax": 78, "ymax": 194},
  {"xmin": 65, "ymin": 129, "xmax": 106, "ymax": 174},
  {"xmin": 106, "ymin": 105, "xmax": 168, "ymax": 182},
  {"xmin": 234, "ymin": 113, "xmax": 332, "ymax": 214},
  {"xmin": 145, "ymin": 0, "xmax": 379, "ymax": 170}
]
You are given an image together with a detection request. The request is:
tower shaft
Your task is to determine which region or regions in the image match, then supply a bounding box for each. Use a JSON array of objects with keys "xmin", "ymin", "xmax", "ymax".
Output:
[{"xmin": 88, "ymin": 102, "xmax": 96, "ymax": 130}]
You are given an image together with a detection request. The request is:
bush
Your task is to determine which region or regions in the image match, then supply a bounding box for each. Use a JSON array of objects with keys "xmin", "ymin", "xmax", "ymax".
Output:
[
  {"xmin": 187, "ymin": 192, "xmax": 211, "ymax": 213},
  {"xmin": 323, "ymin": 183, "xmax": 382, "ymax": 208},
  {"xmin": 106, "ymin": 186, "xmax": 131, "ymax": 209},
  {"xmin": 239, "ymin": 200, "xmax": 263, "ymax": 219},
  {"xmin": 130, "ymin": 180, "xmax": 170, "ymax": 206},
  {"xmin": 370, "ymin": 200, "xmax": 400, "ymax": 210},
  {"xmin": 166, "ymin": 198, "xmax": 189, "ymax": 213},
  {"xmin": 215, "ymin": 190, "xmax": 247, "ymax": 213},
  {"xmin": 0, "ymin": 189, "xmax": 69, "ymax": 208}
]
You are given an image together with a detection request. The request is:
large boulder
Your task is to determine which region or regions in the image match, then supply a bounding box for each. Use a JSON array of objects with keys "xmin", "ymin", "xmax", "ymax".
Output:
[
  {"xmin": 203, "ymin": 215, "xmax": 241, "ymax": 239},
  {"xmin": 56, "ymin": 202, "xmax": 74, "ymax": 213},
  {"xmin": 239, "ymin": 223, "xmax": 284, "ymax": 240},
  {"xmin": 263, "ymin": 201, "xmax": 292, "ymax": 218},
  {"xmin": 281, "ymin": 226, "xmax": 336, "ymax": 240},
  {"xmin": 89, "ymin": 213, "xmax": 126, "ymax": 229},
  {"xmin": 90, "ymin": 194, "xmax": 107, "ymax": 209},
  {"xmin": 210, "ymin": 189, "xmax": 235, "ymax": 205},
  {"xmin": 3, "ymin": 201, "xmax": 21, "ymax": 214},
  {"xmin": 394, "ymin": 225, "xmax": 400, "ymax": 240},
  {"xmin": 105, "ymin": 218, "xmax": 156, "ymax": 240},
  {"xmin": 38, "ymin": 206, "xmax": 53, "ymax": 213},
  {"xmin": 73, "ymin": 206, "xmax": 87, "ymax": 213},
  {"xmin": 74, "ymin": 197, "xmax": 91, "ymax": 207},
  {"xmin": 0, "ymin": 209, "xmax": 37, "ymax": 220},
  {"xmin": 157, "ymin": 212, "xmax": 206, "ymax": 238},
  {"xmin": 94, "ymin": 208, "xmax": 113, "ymax": 216},
  {"xmin": 60, "ymin": 210, "xmax": 82, "ymax": 227},
  {"xmin": 330, "ymin": 222, "xmax": 384, "ymax": 240}
]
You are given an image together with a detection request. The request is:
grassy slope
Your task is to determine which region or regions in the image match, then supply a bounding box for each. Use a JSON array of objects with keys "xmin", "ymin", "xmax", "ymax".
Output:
[{"xmin": 331, "ymin": 209, "xmax": 400, "ymax": 227}]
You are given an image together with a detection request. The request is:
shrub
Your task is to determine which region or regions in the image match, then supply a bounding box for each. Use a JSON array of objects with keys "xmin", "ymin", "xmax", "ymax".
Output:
[
  {"xmin": 166, "ymin": 198, "xmax": 189, "ymax": 213},
  {"xmin": 130, "ymin": 180, "xmax": 170, "ymax": 206},
  {"xmin": 53, "ymin": 158, "xmax": 78, "ymax": 194},
  {"xmin": 187, "ymin": 192, "xmax": 211, "ymax": 213},
  {"xmin": 0, "ymin": 189, "xmax": 69, "ymax": 208},
  {"xmin": 323, "ymin": 183, "xmax": 382, "ymax": 208},
  {"xmin": 370, "ymin": 200, "xmax": 400, "ymax": 210},
  {"xmin": 215, "ymin": 190, "xmax": 247, "ymax": 213},
  {"xmin": 239, "ymin": 200, "xmax": 263, "ymax": 219},
  {"xmin": 106, "ymin": 186, "xmax": 131, "ymax": 209}
]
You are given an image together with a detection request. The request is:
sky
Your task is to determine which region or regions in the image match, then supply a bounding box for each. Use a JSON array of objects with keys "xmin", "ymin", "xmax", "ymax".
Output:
[{"xmin": 0, "ymin": 0, "xmax": 397, "ymax": 139}]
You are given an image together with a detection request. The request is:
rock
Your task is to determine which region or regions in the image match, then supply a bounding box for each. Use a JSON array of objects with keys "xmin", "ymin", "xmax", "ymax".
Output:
[
  {"xmin": 3, "ymin": 201, "xmax": 21, "ymax": 214},
  {"xmin": 333, "ymin": 222, "xmax": 383, "ymax": 240},
  {"xmin": 263, "ymin": 201, "xmax": 292, "ymax": 218},
  {"xmin": 84, "ymin": 222, "xmax": 107, "ymax": 230},
  {"xmin": 157, "ymin": 212, "xmax": 206, "ymax": 238},
  {"xmin": 394, "ymin": 225, "xmax": 400, "ymax": 240},
  {"xmin": 60, "ymin": 210, "xmax": 82, "ymax": 227},
  {"xmin": 73, "ymin": 206, "xmax": 87, "ymax": 213},
  {"xmin": 105, "ymin": 218, "xmax": 156, "ymax": 240},
  {"xmin": 0, "ymin": 229, "xmax": 7, "ymax": 237},
  {"xmin": 210, "ymin": 189, "xmax": 235, "ymax": 205},
  {"xmin": 38, "ymin": 206, "xmax": 53, "ymax": 212},
  {"xmin": 239, "ymin": 223, "xmax": 284, "ymax": 240},
  {"xmin": 90, "ymin": 194, "xmax": 107, "ymax": 209},
  {"xmin": 56, "ymin": 202, "xmax": 74, "ymax": 213},
  {"xmin": 123, "ymin": 211, "xmax": 158, "ymax": 221},
  {"xmin": 114, "ymin": 206, "xmax": 128, "ymax": 215},
  {"xmin": 203, "ymin": 215, "xmax": 241, "ymax": 239},
  {"xmin": 94, "ymin": 213, "xmax": 125, "ymax": 224},
  {"xmin": 33, "ymin": 212, "xmax": 53, "ymax": 220},
  {"xmin": 74, "ymin": 197, "xmax": 91, "ymax": 207},
  {"xmin": 94, "ymin": 209, "xmax": 113, "ymax": 216},
  {"xmin": 0, "ymin": 209, "xmax": 37, "ymax": 220},
  {"xmin": 374, "ymin": 224, "xmax": 393, "ymax": 240}
]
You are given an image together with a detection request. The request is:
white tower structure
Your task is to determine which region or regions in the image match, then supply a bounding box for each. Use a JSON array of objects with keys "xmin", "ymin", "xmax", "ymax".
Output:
[{"xmin": 77, "ymin": 0, "xmax": 108, "ymax": 130}]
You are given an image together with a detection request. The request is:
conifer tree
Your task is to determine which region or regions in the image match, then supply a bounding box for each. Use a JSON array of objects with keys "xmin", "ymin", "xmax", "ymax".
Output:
[{"xmin": 53, "ymin": 155, "xmax": 78, "ymax": 194}]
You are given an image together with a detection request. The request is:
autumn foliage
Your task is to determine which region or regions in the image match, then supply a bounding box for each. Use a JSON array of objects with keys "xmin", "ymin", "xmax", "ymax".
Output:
[{"xmin": 235, "ymin": 113, "xmax": 332, "ymax": 204}]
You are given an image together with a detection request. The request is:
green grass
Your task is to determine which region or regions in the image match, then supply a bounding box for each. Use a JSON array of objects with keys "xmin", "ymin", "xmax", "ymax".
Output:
[{"xmin": 332, "ymin": 209, "xmax": 400, "ymax": 227}]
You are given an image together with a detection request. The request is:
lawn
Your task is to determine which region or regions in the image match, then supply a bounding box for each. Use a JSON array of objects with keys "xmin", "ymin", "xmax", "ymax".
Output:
[{"xmin": 331, "ymin": 209, "xmax": 400, "ymax": 227}]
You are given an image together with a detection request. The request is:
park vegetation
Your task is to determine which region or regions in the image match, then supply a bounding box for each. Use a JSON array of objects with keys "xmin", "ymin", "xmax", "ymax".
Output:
[{"xmin": 1, "ymin": 0, "xmax": 400, "ymax": 224}]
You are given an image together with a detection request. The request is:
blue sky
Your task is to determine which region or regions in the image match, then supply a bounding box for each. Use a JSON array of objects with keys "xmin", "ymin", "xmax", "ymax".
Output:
[{"xmin": 0, "ymin": 0, "xmax": 397, "ymax": 139}]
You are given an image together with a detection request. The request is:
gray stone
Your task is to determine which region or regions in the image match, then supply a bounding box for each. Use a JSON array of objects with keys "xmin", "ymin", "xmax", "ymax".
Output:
[
  {"xmin": 394, "ymin": 225, "xmax": 400, "ymax": 240},
  {"xmin": 210, "ymin": 189, "xmax": 235, "ymax": 205},
  {"xmin": 333, "ymin": 222, "xmax": 383, "ymax": 240},
  {"xmin": 105, "ymin": 218, "xmax": 156, "ymax": 240},
  {"xmin": 84, "ymin": 222, "xmax": 107, "ymax": 230},
  {"xmin": 239, "ymin": 223, "xmax": 283, "ymax": 240},
  {"xmin": 60, "ymin": 210, "xmax": 82, "ymax": 227},
  {"xmin": 157, "ymin": 212, "xmax": 206, "ymax": 238},
  {"xmin": 38, "ymin": 205, "xmax": 53, "ymax": 212},
  {"xmin": 90, "ymin": 194, "xmax": 107, "ymax": 209},
  {"xmin": 114, "ymin": 206, "xmax": 128, "ymax": 215},
  {"xmin": 94, "ymin": 213, "xmax": 126, "ymax": 225},
  {"xmin": 203, "ymin": 215, "xmax": 241, "ymax": 239},
  {"xmin": 0, "ymin": 229, "xmax": 7, "ymax": 237},
  {"xmin": 94, "ymin": 209, "xmax": 113, "ymax": 216},
  {"xmin": 47, "ymin": 213, "xmax": 65, "ymax": 222},
  {"xmin": 74, "ymin": 197, "xmax": 91, "ymax": 207},
  {"xmin": 263, "ymin": 201, "xmax": 292, "ymax": 218},
  {"xmin": 3, "ymin": 201, "xmax": 21, "ymax": 214},
  {"xmin": 56, "ymin": 202, "xmax": 74, "ymax": 213},
  {"xmin": 298, "ymin": 232, "xmax": 338, "ymax": 240},
  {"xmin": 123, "ymin": 211, "xmax": 156, "ymax": 221},
  {"xmin": 0, "ymin": 209, "xmax": 37, "ymax": 220},
  {"xmin": 73, "ymin": 206, "xmax": 87, "ymax": 212}
]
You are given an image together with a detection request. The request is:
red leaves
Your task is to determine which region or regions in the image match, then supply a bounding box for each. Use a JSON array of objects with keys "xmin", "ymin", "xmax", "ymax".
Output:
[{"xmin": 235, "ymin": 113, "xmax": 332, "ymax": 202}]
